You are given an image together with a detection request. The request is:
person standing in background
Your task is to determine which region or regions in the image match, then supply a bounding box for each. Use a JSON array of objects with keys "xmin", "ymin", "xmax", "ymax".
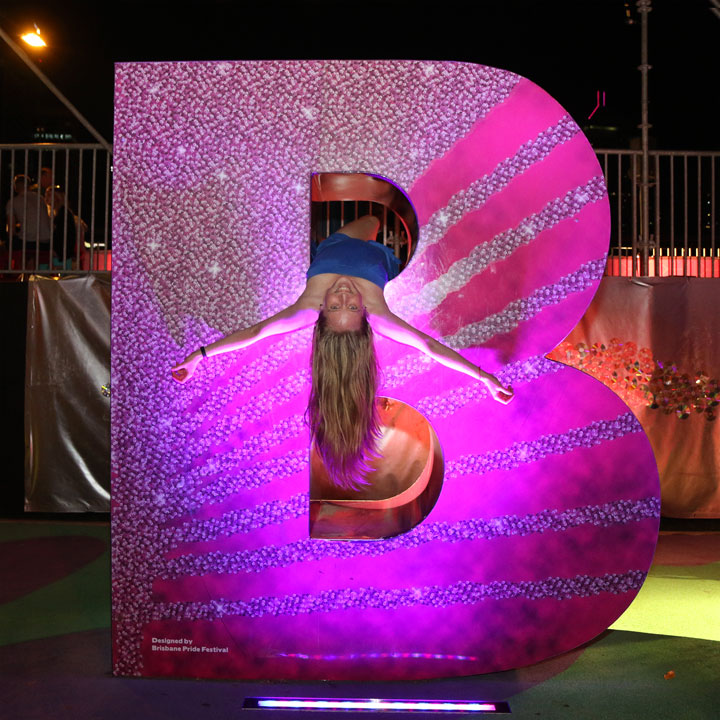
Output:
[
  {"xmin": 5, "ymin": 174, "xmax": 52, "ymax": 257},
  {"xmin": 45, "ymin": 186, "xmax": 83, "ymax": 266}
]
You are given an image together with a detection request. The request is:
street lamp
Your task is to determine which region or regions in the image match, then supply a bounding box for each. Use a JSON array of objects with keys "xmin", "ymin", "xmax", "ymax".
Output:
[
  {"xmin": 0, "ymin": 22, "xmax": 111, "ymax": 152},
  {"xmin": 21, "ymin": 32, "xmax": 46, "ymax": 48},
  {"xmin": 21, "ymin": 24, "xmax": 46, "ymax": 48}
]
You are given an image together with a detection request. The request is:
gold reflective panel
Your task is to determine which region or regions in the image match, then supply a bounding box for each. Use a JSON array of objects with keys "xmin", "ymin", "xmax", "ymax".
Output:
[{"xmin": 310, "ymin": 398, "xmax": 444, "ymax": 539}]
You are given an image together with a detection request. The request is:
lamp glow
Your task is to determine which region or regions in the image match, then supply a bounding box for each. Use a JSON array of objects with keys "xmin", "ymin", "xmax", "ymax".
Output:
[
  {"xmin": 21, "ymin": 30, "xmax": 46, "ymax": 47},
  {"xmin": 244, "ymin": 697, "xmax": 509, "ymax": 713}
]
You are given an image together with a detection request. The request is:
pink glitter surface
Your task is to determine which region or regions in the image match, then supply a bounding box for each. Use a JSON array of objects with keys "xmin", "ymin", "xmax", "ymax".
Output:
[{"xmin": 111, "ymin": 60, "xmax": 659, "ymax": 680}]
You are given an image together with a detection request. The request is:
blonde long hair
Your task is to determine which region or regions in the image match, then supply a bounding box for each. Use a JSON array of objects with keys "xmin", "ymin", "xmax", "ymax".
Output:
[{"xmin": 308, "ymin": 313, "xmax": 381, "ymax": 489}]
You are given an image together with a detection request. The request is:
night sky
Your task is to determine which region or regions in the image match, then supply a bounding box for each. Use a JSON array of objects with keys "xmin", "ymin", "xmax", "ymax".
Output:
[{"xmin": 0, "ymin": 0, "xmax": 718, "ymax": 150}]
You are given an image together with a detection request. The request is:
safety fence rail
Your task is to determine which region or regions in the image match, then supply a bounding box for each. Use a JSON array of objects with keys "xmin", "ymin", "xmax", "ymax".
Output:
[
  {"xmin": 1, "ymin": 143, "xmax": 111, "ymax": 275},
  {"xmin": 598, "ymin": 149, "xmax": 719, "ymax": 278},
  {"xmin": 2, "ymin": 144, "xmax": 718, "ymax": 278}
]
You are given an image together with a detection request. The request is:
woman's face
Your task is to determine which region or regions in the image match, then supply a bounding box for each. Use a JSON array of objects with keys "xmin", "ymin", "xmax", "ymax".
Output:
[{"xmin": 322, "ymin": 276, "xmax": 364, "ymax": 332}]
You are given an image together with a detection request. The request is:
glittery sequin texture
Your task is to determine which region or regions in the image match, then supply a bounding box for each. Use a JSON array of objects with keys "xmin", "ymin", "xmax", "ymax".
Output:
[
  {"xmin": 443, "ymin": 257, "xmax": 608, "ymax": 348},
  {"xmin": 413, "ymin": 115, "xmax": 581, "ymax": 257},
  {"xmin": 397, "ymin": 175, "xmax": 606, "ymax": 316},
  {"xmin": 162, "ymin": 496, "xmax": 659, "ymax": 578},
  {"xmin": 549, "ymin": 339, "xmax": 720, "ymax": 422},
  {"xmin": 152, "ymin": 570, "xmax": 648, "ymax": 622}
]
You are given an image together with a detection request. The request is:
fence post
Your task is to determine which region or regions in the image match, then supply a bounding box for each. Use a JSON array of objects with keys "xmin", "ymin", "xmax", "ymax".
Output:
[{"xmin": 637, "ymin": 0, "xmax": 652, "ymax": 276}]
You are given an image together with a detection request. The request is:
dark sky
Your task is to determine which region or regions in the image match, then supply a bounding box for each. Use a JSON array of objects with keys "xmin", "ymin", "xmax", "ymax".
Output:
[{"xmin": 0, "ymin": 0, "xmax": 718, "ymax": 149}]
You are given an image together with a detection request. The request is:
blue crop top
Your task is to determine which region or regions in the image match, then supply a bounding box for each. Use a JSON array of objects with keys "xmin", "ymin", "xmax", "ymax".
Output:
[{"xmin": 306, "ymin": 232, "xmax": 401, "ymax": 289}]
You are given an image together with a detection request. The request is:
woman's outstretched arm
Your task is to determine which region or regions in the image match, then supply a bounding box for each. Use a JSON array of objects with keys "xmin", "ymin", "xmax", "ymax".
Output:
[
  {"xmin": 369, "ymin": 311, "xmax": 514, "ymax": 404},
  {"xmin": 171, "ymin": 302, "xmax": 318, "ymax": 383}
]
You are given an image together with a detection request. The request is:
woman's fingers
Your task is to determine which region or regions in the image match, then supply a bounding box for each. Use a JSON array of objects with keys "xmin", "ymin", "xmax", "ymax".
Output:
[
  {"xmin": 172, "ymin": 353, "xmax": 202, "ymax": 383},
  {"xmin": 171, "ymin": 367, "xmax": 187, "ymax": 382},
  {"xmin": 490, "ymin": 383, "xmax": 514, "ymax": 404}
]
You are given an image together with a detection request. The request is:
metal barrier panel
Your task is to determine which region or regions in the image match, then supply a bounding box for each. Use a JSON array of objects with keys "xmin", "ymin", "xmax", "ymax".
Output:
[
  {"xmin": 1, "ymin": 144, "xmax": 112, "ymax": 275},
  {"xmin": 24, "ymin": 274, "xmax": 111, "ymax": 512},
  {"xmin": 598, "ymin": 149, "xmax": 720, "ymax": 278},
  {"xmin": 3, "ymin": 144, "xmax": 717, "ymax": 279}
]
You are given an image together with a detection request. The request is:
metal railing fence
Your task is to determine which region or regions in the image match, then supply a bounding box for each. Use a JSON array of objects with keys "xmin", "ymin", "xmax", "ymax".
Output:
[
  {"xmin": 1, "ymin": 143, "xmax": 111, "ymax": 275},
  {"xmin": 2, "ymin": 144, "xmax": 718, "ymax": 279},
  {"xmin": 597, "ymin": 149, "xmax": 719, "ymax": 278},
  {"xmin": 312, "ymin": 200, "xmax": 412, "ymax": 268}
]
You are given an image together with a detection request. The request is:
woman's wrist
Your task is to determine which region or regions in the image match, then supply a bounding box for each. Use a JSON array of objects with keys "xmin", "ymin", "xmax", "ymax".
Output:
[{"xmin": 480, "ymin": 369, "xmax": 503, "ymax": 389}]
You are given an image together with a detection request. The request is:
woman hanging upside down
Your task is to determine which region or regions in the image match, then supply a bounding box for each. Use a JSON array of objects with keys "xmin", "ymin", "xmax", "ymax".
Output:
[{"xmin": 172, "ymin": 215, "xmax": 513, "ymax": 489}]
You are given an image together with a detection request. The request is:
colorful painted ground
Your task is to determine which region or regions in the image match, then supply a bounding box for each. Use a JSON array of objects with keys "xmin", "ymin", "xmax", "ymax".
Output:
[{"xmin": 1, "ymin": 520, "xmax": 718, "ymax": 718}]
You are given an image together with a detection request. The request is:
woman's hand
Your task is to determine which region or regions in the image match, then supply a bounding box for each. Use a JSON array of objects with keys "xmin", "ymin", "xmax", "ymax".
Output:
[
  {"xmin": 171, "ymin": 351, "xmax": 202, "ymax": 384},
  {"xmin": 480, "ymin": 370, "xmax": 514, "ymax": 405}
]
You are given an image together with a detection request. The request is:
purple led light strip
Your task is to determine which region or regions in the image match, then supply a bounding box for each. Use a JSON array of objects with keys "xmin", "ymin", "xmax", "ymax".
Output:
[
  {"xmin": 275, "ymin": 651, "xmax": 479, "ymax": 661},
  {"xmin": 152, "ymin": 570, "xmax": 647, "ymax": 621},
  {"xmin": 161, "ymin": 496, "xmax": 659, "ymax": 577},
  {"xmin": 248, "ymin": 697, "xmax": 502, "ymax": 713}
]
